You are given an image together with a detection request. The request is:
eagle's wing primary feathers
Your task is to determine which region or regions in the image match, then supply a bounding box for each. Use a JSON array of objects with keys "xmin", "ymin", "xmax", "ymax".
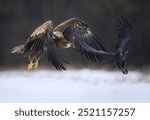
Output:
[
  {"xmin": 78, "ymin": 42, "xmax": 115, "ymax": 56},
  {"xmin": 46, "ymin": 37, "xmax": 67, "ymax": 70},
  {"xmin": 56, "ymin": 18, "xmax": 105, "ymax": 62}
]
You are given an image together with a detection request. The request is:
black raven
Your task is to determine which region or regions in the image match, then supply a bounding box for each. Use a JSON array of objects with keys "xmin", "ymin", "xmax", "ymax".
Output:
[{"xmin": 80, "ymin": 17, "xmax": 133, "ymax": 74}]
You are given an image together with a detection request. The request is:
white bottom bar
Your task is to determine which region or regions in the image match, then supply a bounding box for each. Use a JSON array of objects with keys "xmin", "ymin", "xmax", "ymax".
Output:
[{"xmin": 0, "ymin": 103, "xmax": 149, "ymax": 120}]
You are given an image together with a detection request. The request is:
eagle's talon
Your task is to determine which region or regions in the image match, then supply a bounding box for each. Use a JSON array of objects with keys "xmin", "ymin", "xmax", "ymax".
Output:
[
  {"xmin": 28, "ymin": 61, "xmax": 34, "ymax": 71},
  {"xmin": 28, "ymin": 60, "xmax": 39, "ymax": 71},
  {"xmin": 32, "ymin": 60, "xmax": 39, "ymax": 70}
]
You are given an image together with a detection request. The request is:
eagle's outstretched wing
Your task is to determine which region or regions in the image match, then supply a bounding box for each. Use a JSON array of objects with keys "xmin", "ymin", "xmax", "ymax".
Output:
[
  {"xmin": 54, "ymin": 18, "xmax": 105, "ymax": 62},
  {"xmin": 23, "ymin": 20, "xmax": 53, "ymax": 55},
  {"xmin": 11, "ymin": 20, "xmax": 54, "ymax": 55}
]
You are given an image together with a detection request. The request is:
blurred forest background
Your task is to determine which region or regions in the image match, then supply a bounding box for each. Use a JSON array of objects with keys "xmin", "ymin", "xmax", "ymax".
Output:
[{"xmin": 0, "ymin": 0, "xmax": 149, "ymax": 70}]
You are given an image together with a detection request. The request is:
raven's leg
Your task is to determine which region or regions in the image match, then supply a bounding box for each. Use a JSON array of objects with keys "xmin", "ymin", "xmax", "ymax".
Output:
[
  {"xmin": 121, "ymin": 61, "xmax": 128, "ymax": 74},
  {"xmin": 117, "ymin": 63, "xmax": 128, "ymax": 74},
  {"xmin": 122, "ymin": 68, "xmax": 128, "ymax": 74}
]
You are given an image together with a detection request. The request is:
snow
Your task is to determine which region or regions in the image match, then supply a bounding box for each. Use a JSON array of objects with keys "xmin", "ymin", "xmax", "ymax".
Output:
[{"xmin": 0, "ymin": 69, "xmax": 150, "ymax": 103}]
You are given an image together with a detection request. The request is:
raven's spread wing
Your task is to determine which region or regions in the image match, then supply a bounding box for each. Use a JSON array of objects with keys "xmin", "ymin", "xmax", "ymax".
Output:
[
  {"xmin": 115, "ymin": 16, "xmax": 133, "ymax": 52},
  {"xmin": 113, "ymin": 17, "xmax": 133, "ymax": 74},
  {"xmin": 56, "ymin": 18, "xmax": 105, "ymax": 62},
  {"xmin": 46, "ymin": 38, "xmax": 68, "ymax": 70}
]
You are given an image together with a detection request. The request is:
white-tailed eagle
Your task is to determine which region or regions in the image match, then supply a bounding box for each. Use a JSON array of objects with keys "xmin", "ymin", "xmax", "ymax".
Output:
[{"xmin": 11, "ymin": 18, "xmax": 105, "ymax": 71}]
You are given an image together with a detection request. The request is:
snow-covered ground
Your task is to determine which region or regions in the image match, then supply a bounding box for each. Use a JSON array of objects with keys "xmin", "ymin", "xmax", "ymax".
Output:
[{"xmin": 0, "ymin": 69, "xmax": 150, "ymax": 103}]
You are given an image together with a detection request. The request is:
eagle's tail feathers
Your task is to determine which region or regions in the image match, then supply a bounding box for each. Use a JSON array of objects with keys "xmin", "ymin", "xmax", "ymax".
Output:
[{"xmin": 11, "ymin": 45, "xmax": 24, "ymax": 54}]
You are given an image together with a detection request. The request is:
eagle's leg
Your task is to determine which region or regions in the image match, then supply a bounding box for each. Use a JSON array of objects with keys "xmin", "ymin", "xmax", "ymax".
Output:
[
  {"xmin": 27, "ymin": 55, "xmax": 39, "ymax": 71},
  {"xmin": 32, "ymin": 59, "xmax": 39, "ymax": 70},
  {"xmin": 27, "ymin": 59, "xmax": 39, "ymax": 71},
  {"xmin": 28, "ymin": 61, "xmax": 34, "ymax": 71}
]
